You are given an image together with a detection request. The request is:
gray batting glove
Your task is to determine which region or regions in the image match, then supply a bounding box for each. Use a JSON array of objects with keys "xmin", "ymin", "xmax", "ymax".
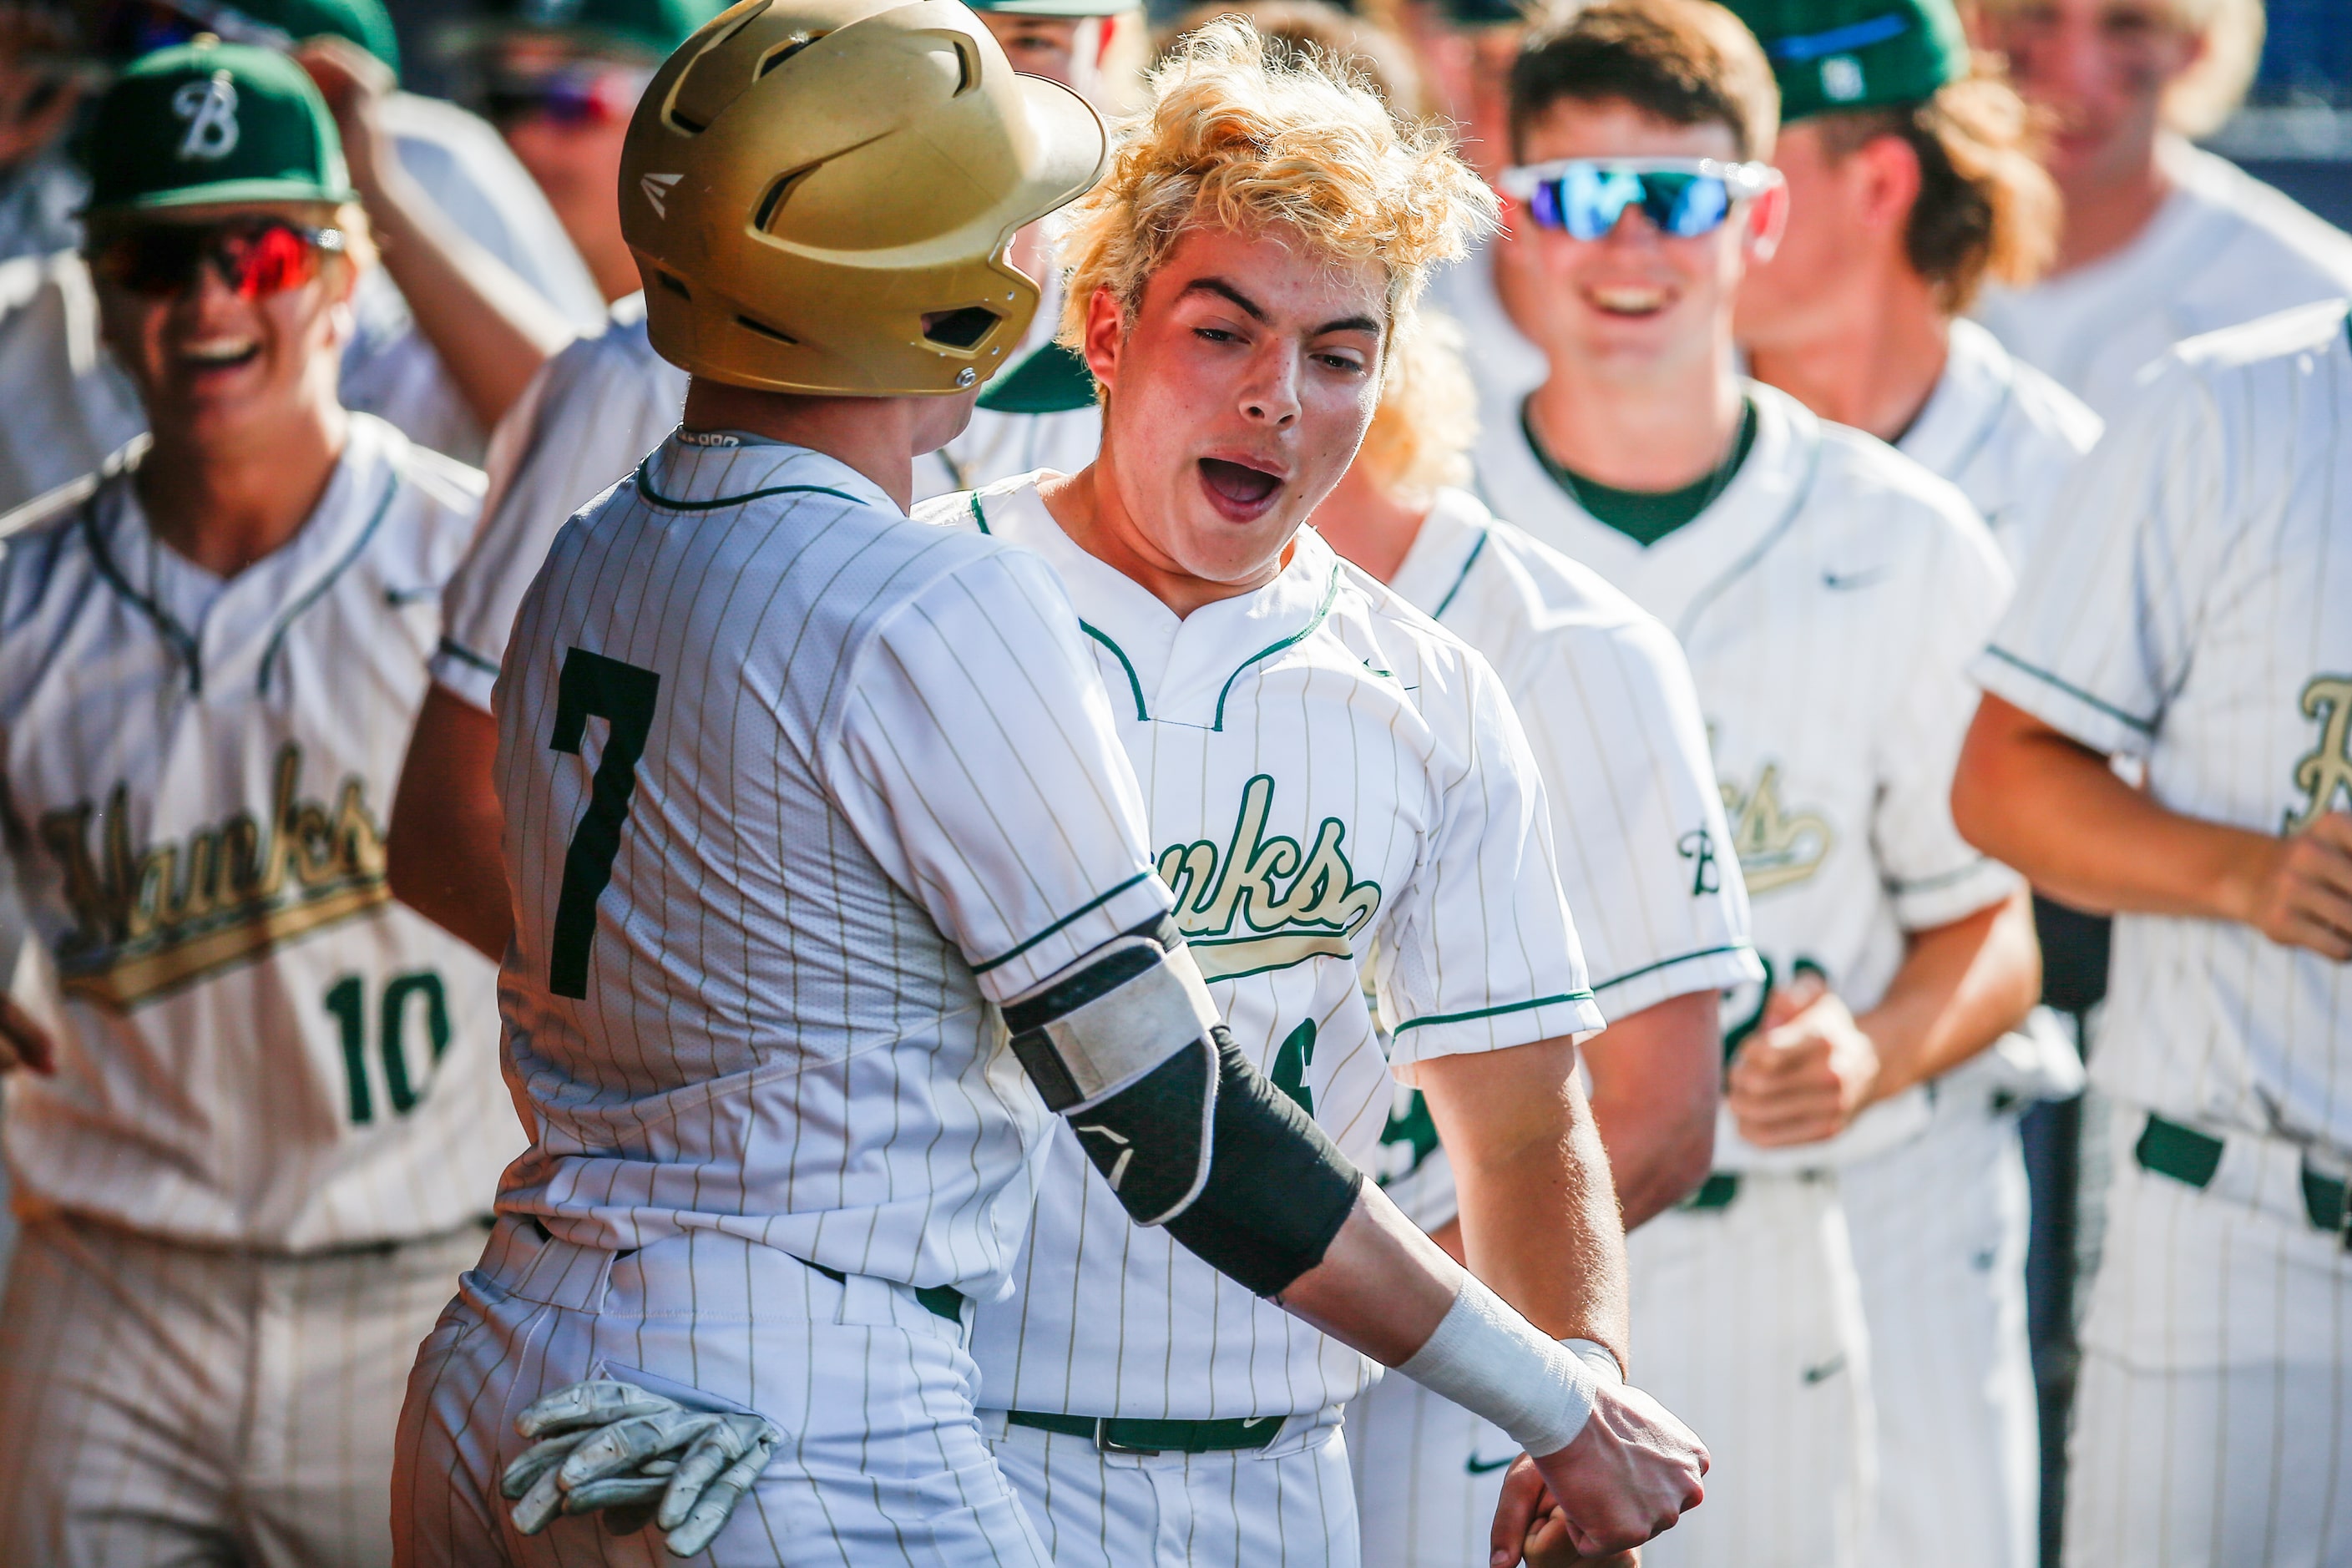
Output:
[{"xmin": 503, "ymin": 1378, "xmax": 782, "ymax": 1557}]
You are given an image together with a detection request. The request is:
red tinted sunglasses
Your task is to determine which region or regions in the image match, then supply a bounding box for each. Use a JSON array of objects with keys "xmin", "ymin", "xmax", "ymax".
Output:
[
  {"xmin": 485, "ymin": 67, "xmax": 650, "ymax": 129},
  {"xmin": 93, "ymin": 219, "xmax": 345, "ymax": 301}
]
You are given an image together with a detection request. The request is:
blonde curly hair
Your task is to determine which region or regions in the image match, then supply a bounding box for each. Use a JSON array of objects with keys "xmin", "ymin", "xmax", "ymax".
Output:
[
  {"xmin": 1057, "ymin": 16, "xmax": 1498, "ymax": 350},
  {"xmin": 1353, "ymin": 311, "xmax": 1478, "ymax": 504}
]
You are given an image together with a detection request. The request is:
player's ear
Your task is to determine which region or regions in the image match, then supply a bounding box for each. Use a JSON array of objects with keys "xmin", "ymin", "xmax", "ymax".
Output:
[
  {"xmin": 1859, "ymin": 133, "xmax": 1922, "ymax": 237},
  {"xmin": 1082, "ymin": 283, "xmax": 1126, "ymax": 392},
  {"xmin": 1745, "ymin": 181, "xmax": 1790, "ymax": 266}
]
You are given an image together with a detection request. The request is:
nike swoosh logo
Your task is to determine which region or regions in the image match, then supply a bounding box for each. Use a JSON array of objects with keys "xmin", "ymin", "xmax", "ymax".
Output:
[
  {"xmin": 1821, "ymin": 569, "xmax": 1888, "ymax": 591},
  {"xmin": 1242, "ymin": 1417, "xmax": 1272, "ymax": 1428},
  {"xmin": 1802, "ymin": 1355, "xmax": 1847, "ymax": 1385},
  {"xmin": 1466, "ymin": 1454, "xmax": 1515, "ymax": 1474}
]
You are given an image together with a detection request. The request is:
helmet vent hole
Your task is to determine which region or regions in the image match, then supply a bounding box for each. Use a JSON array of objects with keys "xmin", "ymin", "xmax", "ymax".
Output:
[
  {"xmin": 952, "ymin": 37, "xmax": 979, "ymax": 95},
  {"xmin": 755, "ymin": 166, "xmax": 817, "ymax": 232},
  {"xmin": 921, "ymin": 306, "xmax": 999, "ymax": 350},
  {"xmin": 668, "ymin": 108, "xmax": 708, "ymax": 133},
  {"xmin": 758, "ymin": 33, "xmax": 826, "ymax": 77},
  {"xmin": 736, "ymin": 314, "xmax": 799, "ymax": 345},
  {"xmin": 657, "ymin": 271, "xmax": 690, "ymax": 300}
]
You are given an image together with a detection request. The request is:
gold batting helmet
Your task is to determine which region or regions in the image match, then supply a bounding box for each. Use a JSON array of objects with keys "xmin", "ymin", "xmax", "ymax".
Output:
[{"xmin": 620, "ymin": 0, "xmax": 1108, "ymax": 395}]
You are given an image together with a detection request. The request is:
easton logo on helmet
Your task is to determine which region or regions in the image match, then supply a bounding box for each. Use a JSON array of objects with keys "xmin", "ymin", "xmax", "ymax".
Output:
[
  {"xmin": 640, "ymin": 171, "xmax": 681, "ymax": 217},
  {"xmin": 172, "ymin": 73, "xmax": 241, "ymax": 161}
]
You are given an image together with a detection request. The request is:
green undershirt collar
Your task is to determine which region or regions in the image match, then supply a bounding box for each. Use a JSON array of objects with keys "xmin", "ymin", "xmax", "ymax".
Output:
[{"xmin": 1525, "ymin": 395, "xmax": 1759, "ymax": 547}]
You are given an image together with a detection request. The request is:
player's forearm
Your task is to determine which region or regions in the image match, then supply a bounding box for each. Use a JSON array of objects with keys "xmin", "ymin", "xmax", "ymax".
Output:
[
  {"xmin": 362, "ymin": 166, "xmax": 574, "ymax": 432},
  {"xmin": 1274, "ymin": 1186, "xmax": 1469, "ymax": 1363},
  {"xmin": 1417, "ymin": 1039, "xmax": 1631, "ymax": 1361},
  {"xmin": 1857, "ymin": 888, "xmax": 2039, "ymax": 1102},
  {"xmin": 1954, "ymin": 693, "xmax": 2265, "ymax": 920},
  {"xmin": 1582, "ymin": 991, "xmax": 1720, "ymax": 1230},
  {"xmin": 387, "ymin": 685, "xmax": 513, "ymax": 960}
]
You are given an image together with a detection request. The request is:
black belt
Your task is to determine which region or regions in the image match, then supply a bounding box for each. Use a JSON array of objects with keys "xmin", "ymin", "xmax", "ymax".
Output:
[
  {"xmin": 801, "ymin": 1258, "xmax": 966, "ymax": 1325},
  {"xmin": 2135, "ymin": 1113, "xmax": 2349, "ymax": 1242},
  {"xmin": 1004, "ymin": 1409, "xmax": 1284, "ymax": 1455}
]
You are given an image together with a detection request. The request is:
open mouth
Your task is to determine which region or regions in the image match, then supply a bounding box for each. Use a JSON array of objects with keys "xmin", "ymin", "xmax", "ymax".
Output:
[
  {"xmin": 1197, "ymin": 457, "xmax": 1284, "ymax": 519},
  {"xmin": 1586, "ymin": 284, "xmax": 1671, "ymax": 318},
  {"xmin": 177, "ymin": 336, "xmax": 261, "ymax": 373}
]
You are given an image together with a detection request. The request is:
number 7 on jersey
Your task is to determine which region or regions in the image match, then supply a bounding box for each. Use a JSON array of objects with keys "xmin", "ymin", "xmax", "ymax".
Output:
[{"xmin": 549, "ymin": 648, "xmax": 660, "ymax": 999}]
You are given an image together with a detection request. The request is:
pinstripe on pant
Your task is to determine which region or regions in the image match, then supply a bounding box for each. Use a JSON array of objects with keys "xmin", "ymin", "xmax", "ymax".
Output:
[
  {"xmin": 0, "ymin": 1211, "xmax": 488, "ymax": 1567},
  {"xmin": 394, "ymin": 1216, "xmax": 1052, "ymax": 1568},
  {"xmin": 984, "ymin": 1412, "xmax": 1358, "ymax": 1567}
]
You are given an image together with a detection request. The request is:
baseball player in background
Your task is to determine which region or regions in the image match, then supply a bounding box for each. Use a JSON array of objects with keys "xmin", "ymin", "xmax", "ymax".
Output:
[
  {"xmin": 392, "ymin": 0, "xmax": 1138, "ymax": 951},
  {"xmin": 1970, "ymin": 0, "xmax": 2352, "ymax": 420},
  {"xmin": 0, "ymin": 0, "xmax": 602, "ymax": 505},
  {"xmin": 915, "ymin": 25, "xmax": 1687, "ymax": 1565},
  {"xmin": 1954, "ymin": 301, "xmax": 2352, "ymax": 1568},
  {"xmin": 1728, "ymin": 3, "xmax": 2096, "ymax": 1563},
  {"xmin": 438, "ymin": 0, "xmax": 721, "ymax": 307},
  {"xmin": 1476, "ymin": 4, "xmax": 2042, "ymax": 1563},
  {"xmin": 1313, "ymin": 313, "xmax": 1761, "ymax": 1566},
  {"xmin": 392, "ymin": 5, "xmax": 1707, "ymax": 1565},
  {"xmin": 0, "ymin": 42, "xmax": 515, "ymax": 1565}
]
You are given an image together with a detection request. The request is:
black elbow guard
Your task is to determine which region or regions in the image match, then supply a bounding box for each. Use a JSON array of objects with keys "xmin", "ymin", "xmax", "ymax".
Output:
[
  {"xmin": 1002, "ymin": 921, "xmax": 1362, "ymax": 1294},
  {"xmin": 1161, "ymin": 1031, "xmax": 1364, "ymax": 1297}
]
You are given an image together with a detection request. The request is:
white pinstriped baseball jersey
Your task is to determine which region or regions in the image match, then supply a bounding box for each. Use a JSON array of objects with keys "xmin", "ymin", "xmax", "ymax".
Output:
[
  {"xmin": 1974, "ymin": 299, "xmax": 2352, "ymax": 1156},
  {"xmin": 1370, "ymin": 488, "xmax": 1761, "ymax": 1229},
  {"xmin": 1347, "ymin": 488, "xmax": 1760, "ymax": 1568},
  {"xmin": 1475, "ymin": 382, "xmax": 2021, "ymax": 1171},
  {"xmin": 1975, "ymin": 140, "xmax": 2352, "ymax": 423},
  {"xmin": 1839, "ymin": 318, "xmax": 2096, "ymax": 1568},
  {"xmin": 1899, "ymin": 319, "xmax": 2102, "ymax": 570},
  {"xmin": 0, "ymin": 413, "xmax": 514, "ymax": 1249},
  {"xmin": 428, "ymin": 296, "xmax": 685, "ymax": 713},
  {"xmin": 923, "ymin": 475, "xmax": 1603, "ymax": 1420},
  {"xmin": 491, "ymin": 432, "xmax": 1173, "ymax": 1300}
]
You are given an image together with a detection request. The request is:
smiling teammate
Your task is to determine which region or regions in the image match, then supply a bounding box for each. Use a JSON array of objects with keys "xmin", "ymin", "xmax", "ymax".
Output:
[
  {"xmin": 0, "ymin": 43, "xmax": 513, "ymax": 1565},
  {"xmin": 1727, "ymin": 3, "xmax": 2096, "ymax": 1562},
  {"xmin": 1970, "ymin": 0, "xmax": 2352, "ymax": 421},
  {"xmin": 913, "ymin": 24, "xmax": 1704, "ymax": 1565},
  {"xmin": 1313, "ymin": 312, "xmax": 1760, "ymax": 1568},
  {"xmin": 392, "ymin": 7, "xmax": 1705, "ymax": 1565},
  {"xmin": 1473, "ymin": 5, "xmax": 2041, "ymax": 1564}
]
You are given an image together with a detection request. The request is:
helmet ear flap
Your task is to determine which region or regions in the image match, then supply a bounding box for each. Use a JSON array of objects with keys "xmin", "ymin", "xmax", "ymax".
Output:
[{"xmin": 619, "ymin": 0, "xmax": 1107, "ymax": 397}]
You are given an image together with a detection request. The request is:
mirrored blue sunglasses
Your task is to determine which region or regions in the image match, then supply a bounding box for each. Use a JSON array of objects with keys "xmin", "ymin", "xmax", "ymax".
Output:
[{"xmin": 1497, "ymin": 159, "xmax": 1782, "ymax": 241}]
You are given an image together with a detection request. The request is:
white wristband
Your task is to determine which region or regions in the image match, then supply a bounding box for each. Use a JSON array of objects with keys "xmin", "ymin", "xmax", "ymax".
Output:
[
  {"xmin": 1565, "ymin": 1337, "xmax": 1625, "ymax": 1387},
  {"xmin": 1394, "ymin": 1276, "xmax": 1601, "ymax": 1458}
]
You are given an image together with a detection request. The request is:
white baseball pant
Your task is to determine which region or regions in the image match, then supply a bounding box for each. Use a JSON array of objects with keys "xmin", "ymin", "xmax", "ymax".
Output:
[
  {"xmin": 1845, "ymin": 1090, "xmax": 2039, "ymax": 1568},
  {"xmin": 0, "ymin": 1210, "xmax": 488, "ymax": 1568},
  {"xmin": 393, "ymin": 1216, "xmax": 1051, "ymax": 1568},
  {"xmin": 2063, "ymin": 1101, "xmax": 2352, "ymax": 1568},
  {"xmin": 984, "ymin": 1407, "xmax": 1357, "ymax": 1567},
  {"xmin": 1623, "ymin": 1170, "xmax": 1874, "ymax": 1568}
]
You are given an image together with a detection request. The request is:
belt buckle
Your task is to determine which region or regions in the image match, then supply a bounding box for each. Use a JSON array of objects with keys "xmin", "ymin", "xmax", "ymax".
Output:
[{"xmin": 1094, "ymin": 1419, "xmax": 1161, "ymax": 1456}]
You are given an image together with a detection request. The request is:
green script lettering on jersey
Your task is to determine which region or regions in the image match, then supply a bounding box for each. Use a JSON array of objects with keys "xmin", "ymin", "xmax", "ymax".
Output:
[
  {"xmin": 1155, "ymin": 773, "xmax": 1382, "ymax": 980},
  {"xmin": 38, "ymin": 740, "xmax": 392, "ymax": 1009},
  {"xmin": 2286, "ymin": 673, "xmax": 2352, "ymax": 832}
]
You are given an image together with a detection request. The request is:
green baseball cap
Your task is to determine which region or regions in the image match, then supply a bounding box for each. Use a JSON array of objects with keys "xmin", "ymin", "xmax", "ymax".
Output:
[
  {"xmin": 83, "ymin": 39, "xmax": 356, "ymax": 216},
  {"xmin": 1719, "ymin": 0, "xmax": 1967, "ymax": 122},
  {"xmin": 963, "ymin": 0, "xmax": 1139, "ymax": 18},
  {"xmin": 443, "ymin": 0, "xmax": 724, "ymax": 62}
]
